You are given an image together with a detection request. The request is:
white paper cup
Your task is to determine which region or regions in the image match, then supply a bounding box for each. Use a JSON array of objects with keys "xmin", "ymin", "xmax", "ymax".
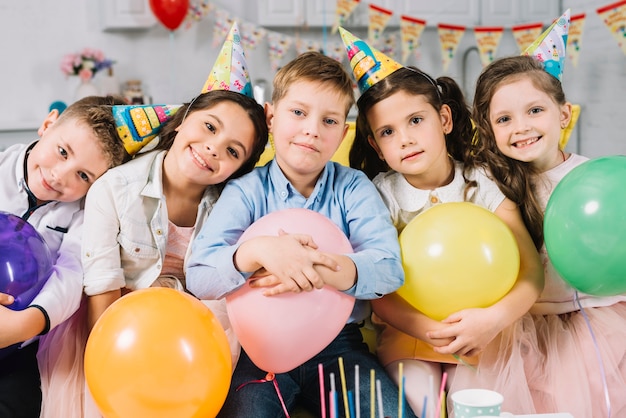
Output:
[{"xmin": 451, "ymin": 388, "xmax": 503, "ymax": 418}]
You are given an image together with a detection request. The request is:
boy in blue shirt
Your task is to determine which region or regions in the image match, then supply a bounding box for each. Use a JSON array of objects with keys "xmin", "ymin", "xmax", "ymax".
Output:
[{"xmin": 187, "ymin": 51, "xmax": 415, "ymax": 417}]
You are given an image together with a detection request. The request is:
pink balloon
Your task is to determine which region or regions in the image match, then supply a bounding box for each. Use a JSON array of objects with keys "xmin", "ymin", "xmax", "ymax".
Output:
[{"xmin": 226, "ymin": 208, "xmax": 356, "ymax": 373}]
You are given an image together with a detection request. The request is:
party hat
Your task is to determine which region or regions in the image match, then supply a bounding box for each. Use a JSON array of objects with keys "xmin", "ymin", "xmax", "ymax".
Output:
[
  {"xmin": 339, "ymin": 27, "xmax": 403, "ymax": 94},
  {"xmin": 522, "ymin": 9, "xmax": 570, "ymax": 81},
  {"xmin": 201, "ymin": 22, "xmax": 253, "ymax": 98},
  {"xmin": 113, "ymin": 104, "xmax": 182, "ymax": 155}
]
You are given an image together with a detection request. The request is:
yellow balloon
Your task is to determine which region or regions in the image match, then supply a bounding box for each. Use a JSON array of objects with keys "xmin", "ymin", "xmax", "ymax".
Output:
[
  {"xmin": 85, "ymin": 288, "xmax": 232, "ymax": 418},
  {"xmin": 397, "ymin": 202, "xmax": 520, "ymax": 320}
]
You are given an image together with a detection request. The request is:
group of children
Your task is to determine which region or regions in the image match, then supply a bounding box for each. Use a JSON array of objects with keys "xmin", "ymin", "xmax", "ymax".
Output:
[{"xmin": 1, "ymin": 14, "xmax": 624, "ymax": 418}]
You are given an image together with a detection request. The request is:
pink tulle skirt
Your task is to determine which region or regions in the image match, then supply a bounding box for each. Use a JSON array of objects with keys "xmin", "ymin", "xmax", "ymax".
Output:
[
  {"xmin": 448, "ymin": 302, "xmax": 626, "ymax": 417},
  {"xmin": 37, "ymin": 297, "xmax": 90, "ymax": 418}
]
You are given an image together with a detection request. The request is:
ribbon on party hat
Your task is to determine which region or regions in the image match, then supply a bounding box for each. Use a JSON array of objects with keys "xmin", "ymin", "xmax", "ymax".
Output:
[
  {"xmin": 113, "ymin": 104, "xmax": 181, "ymax": 155},
  {"xmin": 339, "ymin": 27, "xmax": 403, "ymax": 94},
  {"xmin": 522, "ymin": 9, "xmax": 570, "ymax": 81},
  {"xmin": 201, "ymin": 22, "xmax": 253, "ymax": 98}
]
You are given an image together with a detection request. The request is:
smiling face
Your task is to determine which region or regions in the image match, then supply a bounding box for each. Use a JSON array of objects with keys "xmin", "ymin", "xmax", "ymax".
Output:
[
  {"xmin": 27, "ymin": 113, "xmax": 110, "ymax": 203},
  {"xmin": 266, "ymin": 80, "xmax": 349, "ymax": 192},
  {"xmin": 163, "ymin": 100, "xmax": 257, "ymax": 190},
  {"xmin": 489, "ymin": 76, "xmax": 571, "ymax": 172},
  {"xmin": 366, "ymin": 90, "xmax": 453, "ymax": 189}
]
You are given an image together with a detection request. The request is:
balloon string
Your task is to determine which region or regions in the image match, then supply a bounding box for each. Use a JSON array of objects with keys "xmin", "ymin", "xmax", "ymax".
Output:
[
  {"xmin": 236, "ymin": 372, "xmax": 291, "ymax": 418},
  {"xmin": 452, "ymin": 354, "xmax": 476, "ymax": 371},
  {"xmin": 169, "ymin": 30, "xmax": 176, "ymax": 101},
  {"xmin": 575, "ymin": 291, "xmax": 611, "ymax": 417}
]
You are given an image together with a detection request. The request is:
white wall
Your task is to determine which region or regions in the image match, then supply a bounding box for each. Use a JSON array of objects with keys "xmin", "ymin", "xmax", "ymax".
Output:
[{"xmin": 0, "ymin": 0, "xmax": 624, "ymax": 157}]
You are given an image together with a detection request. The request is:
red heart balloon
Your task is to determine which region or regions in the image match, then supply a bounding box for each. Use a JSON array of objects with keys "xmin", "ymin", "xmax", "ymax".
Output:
[{"xmin": 149, "ymin": 0, "xmax": 189, "ymax": 31}]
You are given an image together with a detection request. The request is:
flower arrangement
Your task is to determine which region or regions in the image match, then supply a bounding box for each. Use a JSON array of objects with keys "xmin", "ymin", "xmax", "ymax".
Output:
[{"xmin": 60, "ymin": 48, "xmax": 114, "ymax": 81}]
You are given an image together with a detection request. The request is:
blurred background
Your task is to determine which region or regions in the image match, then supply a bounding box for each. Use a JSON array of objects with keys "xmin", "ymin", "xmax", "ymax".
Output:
[{"xmin": 0, "ymin": 0, "xmax": 624, "ymax": 157}]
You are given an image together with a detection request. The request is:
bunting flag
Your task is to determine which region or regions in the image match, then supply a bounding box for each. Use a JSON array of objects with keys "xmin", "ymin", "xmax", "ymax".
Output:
[
  {"xmin": 368, "ymin": 4, "xmax": 393, "ymax": 46},
  {"xmin": 184, "ymin": 0, "xmax": 214, "ymax": 29},
  {"xmin": 177, "ymin": 1, "xmax": 626, "ymax": 79},
  {"xmin": 331, "ymin": 0, "xmax": 361, "ymax": 34},
  {"xmin": 241, "ymin": 21, "xmax": 267, "ymax": 51},
  {"xmin": 567, "ymin": 13, "xmax": 587, "ymax": 66},
  {"xmin": 474, "ymin": 26, "xmax": 504, "ymax": 67},
  {"xmin": 511, "ymin": 22, "xmax": 544, "ymax": 53},
  {"xmin": 438, "ymin": 23, "xmax": 466, "ymax": 72},
  {"xmin": 267, "ymin": 31, "xmax": 293, "ymax": 71},
  {"xmin": 211, "ymin": 9, "xmax": 235, "ymax": 48},
  {"xmin": 325, "ymin": 41, "xmax": 347, "ymax": 63},
  {"xmin": 296, "ymin": 38, "xmax": 322, "ymax": 55},
  {"xmin": 400, "ymin": 15, "xmax": 427, "ymax": 63},
  {"xmin": 597, "ymin": 0, "xmax": 626, "ymax": 54},
  {"xmin": 380, "ymin": 33, "xmax": 398, "ymax": 59}
]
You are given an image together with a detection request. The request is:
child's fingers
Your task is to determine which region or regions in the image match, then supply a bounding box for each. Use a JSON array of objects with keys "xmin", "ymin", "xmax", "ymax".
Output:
[
  {"xmin": 311, "ymin": 252, "xmax": 341, "ymax": 272},
  {"xmin": 249, "ymin": 274, "xmax": 281, "ymax": 288},
  {"xmin": 0, "ymin": 293, "xmax": 14, "ymax": 306},
  {"xmin": 287, "ymin": 233, "xmax": 319, "ymax": 249}
]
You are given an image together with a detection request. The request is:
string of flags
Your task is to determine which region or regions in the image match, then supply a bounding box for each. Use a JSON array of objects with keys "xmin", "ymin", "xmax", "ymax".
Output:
[{"xmin": 181, "ymin": 0, "xmax": 626, "ymax": 73}]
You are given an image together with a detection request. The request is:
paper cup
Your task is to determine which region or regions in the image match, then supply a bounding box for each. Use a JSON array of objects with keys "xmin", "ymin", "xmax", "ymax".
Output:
[{"xmin": 451, "ymin": 388, "xmax": 503, "ymax": 418}]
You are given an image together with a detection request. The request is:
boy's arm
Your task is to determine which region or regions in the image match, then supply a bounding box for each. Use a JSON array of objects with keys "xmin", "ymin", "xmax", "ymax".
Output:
[
  {"xmin": 251, "ymin": 172, "xmax": 403, "ymax": 297},
  {"xmin": 340, "ymin": 172, "xmax": 405, "ymax": 299},
  {"xmin": 240, "ymin": 234, "xmax": 345, "ymax": 295},
  {"xmin": 187, "ymin": 180, "xmax": 340, "ymax": 299},
  {"xmin": 187, "ymin": 181, "xmax": 257, "ymax": 300},
  {"xmin": 27, "ymin": 210, "xmax": 85, "ymax": 334},
  {"xmin": 0, "ymin": 306, "xmax": 46, "ymax": 348}
]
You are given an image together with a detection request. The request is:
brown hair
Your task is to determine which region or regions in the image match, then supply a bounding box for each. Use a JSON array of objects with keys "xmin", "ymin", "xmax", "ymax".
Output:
[
  {"xmin": 471, "ymin": 55, "xmax": 564, "ymax": 249},
  {"xmin": 155, "ymin": 90, "xmax": 269, "ymax": 182},
  {"xmin": 350, "ymin": 66, "xmax": 475, "ymax": 184},
  {"xmin": 271, "ymin": 51, "xmax": 355, "ymax": 116},
  {"xmin": 57, "ymin": 95, "xmax": 129, "ymax": 168}
]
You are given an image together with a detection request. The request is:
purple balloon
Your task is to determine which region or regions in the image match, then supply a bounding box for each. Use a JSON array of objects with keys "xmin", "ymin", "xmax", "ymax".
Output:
[{"xmin": 0, "ymin": 211, "xmax": 53, "ymax": 311}]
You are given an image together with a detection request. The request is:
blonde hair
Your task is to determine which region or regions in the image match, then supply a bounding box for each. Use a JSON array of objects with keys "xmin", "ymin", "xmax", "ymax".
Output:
[{"xmin": 272, "ymin": 51, "xmax": 355, "ymax": 116}]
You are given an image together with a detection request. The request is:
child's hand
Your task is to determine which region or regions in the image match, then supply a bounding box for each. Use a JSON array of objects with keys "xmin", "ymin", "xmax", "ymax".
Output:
[
  {"xmin": 427, "ymin": 307, "xmax": 502, "ymax": 357},
  {"xmin": 0, "ymin": 305, "xmax": 46, "ymax": 348},
  {"xmin": 0, "ymin": 292, "xmax": 14, "ymax": 306},
  {"xmin": 242, "ymin": 233, "xmax": 340, "ymax": 295}
]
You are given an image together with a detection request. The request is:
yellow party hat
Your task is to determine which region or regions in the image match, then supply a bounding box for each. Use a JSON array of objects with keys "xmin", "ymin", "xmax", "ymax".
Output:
[
  {"xmin": 339, "ymin": 27, "xmax": 403, "ymax": 94},
  {"xmin": 522, "ymin": 9, "xmax": 570, "ymax": 81},
  {"xmin": 201, "ymin": 22, "xmax": 253, "ymax": 98},
  {"xmin": 113, "ymin": 104, "xmax": 182, "ymax": 155}
]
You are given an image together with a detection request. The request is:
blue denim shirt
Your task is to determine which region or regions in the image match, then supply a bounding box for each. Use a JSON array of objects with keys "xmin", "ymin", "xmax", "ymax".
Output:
[{"xmin": 187, "ymin": 159, "xmax": 404, "ymax": 323}]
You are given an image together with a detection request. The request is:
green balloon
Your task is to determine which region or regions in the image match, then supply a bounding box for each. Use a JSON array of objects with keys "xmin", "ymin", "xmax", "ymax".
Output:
[{"xmin": 544, "ymin": 156, "xmax": 626, "ymax": 296}]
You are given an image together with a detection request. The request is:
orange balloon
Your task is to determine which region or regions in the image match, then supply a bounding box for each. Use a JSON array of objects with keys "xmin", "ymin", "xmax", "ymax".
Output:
[{"xmin": 85, "ymin": 288, "xmax": 232, "ymax": 418}]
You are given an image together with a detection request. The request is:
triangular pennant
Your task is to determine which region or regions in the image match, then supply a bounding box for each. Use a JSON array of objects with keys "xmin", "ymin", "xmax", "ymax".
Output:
[
  {"xmin": 474, "ymin": 26, "xmax": 504, "ymax": 67},
  {"xmin": 597, "ymin": 0, "xmax": 626, "ymax": 55},
  {"xmin": 400, "ymin": 15, "xmax": 427, "ymax": 63},
  {"xmin": 567, "ymin": 13, "xmax": 586, "ymax": 67},
  {"xmin": 438, "ymin": 23, "xmax": 466, "ymax": 72}
]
